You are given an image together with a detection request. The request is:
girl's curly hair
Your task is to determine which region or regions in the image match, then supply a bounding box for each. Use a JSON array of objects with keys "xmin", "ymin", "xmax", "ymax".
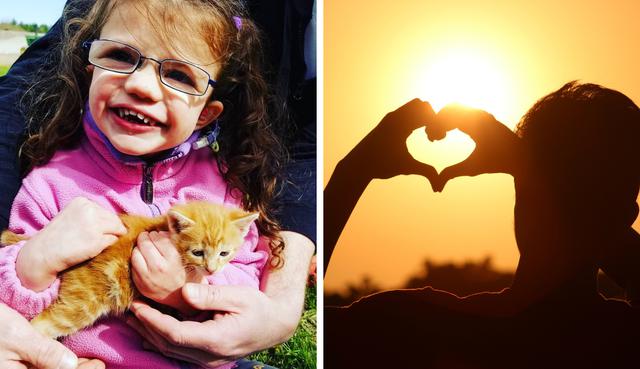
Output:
[{"xmin": 20, "ymin": 0, "xmax": 286, "ymax": 268}]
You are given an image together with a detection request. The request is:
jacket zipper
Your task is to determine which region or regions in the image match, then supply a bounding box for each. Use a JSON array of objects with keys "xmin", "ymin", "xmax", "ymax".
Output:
[{"xmin": 142, "ymin": 164, "xmax": 154, "ymax": 204}]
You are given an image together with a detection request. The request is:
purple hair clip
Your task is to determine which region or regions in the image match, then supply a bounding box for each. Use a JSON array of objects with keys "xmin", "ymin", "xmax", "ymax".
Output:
[{"xmin": 233, "ymin": 16, "xmax": 242, "ymax": 30}]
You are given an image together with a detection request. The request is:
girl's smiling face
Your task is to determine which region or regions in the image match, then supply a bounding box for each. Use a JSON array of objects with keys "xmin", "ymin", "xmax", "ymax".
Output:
[{"xmin": 88, "ymin": 2, "xmax": 223, "ymax": 156}]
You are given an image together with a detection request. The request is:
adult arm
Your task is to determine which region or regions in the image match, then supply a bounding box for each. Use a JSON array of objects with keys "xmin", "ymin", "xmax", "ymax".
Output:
[
  {"xmin": 324, "ymin": 99, "xmax": 438, "ymax": 270},
  {"xmin": 128, "ymin": 230, "xmax": 314, "ymax": 367}
]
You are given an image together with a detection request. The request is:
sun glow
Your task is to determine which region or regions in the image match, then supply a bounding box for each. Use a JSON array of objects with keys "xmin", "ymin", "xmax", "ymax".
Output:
[
  {"xmin": 413, "ymin": 47, "xmax": 513, "ymax": 118},
  {"xmin": 406, "ymin": 47, "xmax": 514, "ymax": 171}
]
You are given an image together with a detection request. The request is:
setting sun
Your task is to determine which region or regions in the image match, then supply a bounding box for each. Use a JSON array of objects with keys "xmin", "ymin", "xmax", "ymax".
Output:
[
  {"xmin": 411, "ymin": 46, "xmax": 514, "ymax": 122},
  {"xmin": 404, "ymin": 47, "xmax": 514, "ymax": 172}
]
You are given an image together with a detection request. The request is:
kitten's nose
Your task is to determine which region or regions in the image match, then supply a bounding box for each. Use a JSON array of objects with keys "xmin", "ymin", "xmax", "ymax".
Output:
[{"xmin": 206, "ymin": 264, "xmax": 217, "ymax": 274}]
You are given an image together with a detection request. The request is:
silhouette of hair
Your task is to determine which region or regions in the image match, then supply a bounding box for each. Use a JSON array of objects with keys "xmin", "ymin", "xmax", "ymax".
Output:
[
  {"xmin": 515, "ymin": 81, "xmax": 640, "ymax": 178},
  {"xmin": 515, "ymin": 82, "xmax": 640, "ymax": 228}
]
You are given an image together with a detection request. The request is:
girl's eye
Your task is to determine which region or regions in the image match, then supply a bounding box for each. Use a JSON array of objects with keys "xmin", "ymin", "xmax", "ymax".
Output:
[
  {"xmin": 191, "ymin": 250, "xmax": 204, "ymax": 257},
  {"xmin": 164, "ymin": 69, "xmax": 196, "ymax": 87},
  {"xmin": 219, "ymin": 251, "xmax": 229, "ymax": 257},
  {"xmin": 105, "ymin": 49, "xmax": 136, "ymax": 65}
]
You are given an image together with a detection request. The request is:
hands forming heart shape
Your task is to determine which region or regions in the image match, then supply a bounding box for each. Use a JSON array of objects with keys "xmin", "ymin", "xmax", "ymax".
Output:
[{"xmin": 345, "ymin": 99, "xmax": 522, "ymax": 192}]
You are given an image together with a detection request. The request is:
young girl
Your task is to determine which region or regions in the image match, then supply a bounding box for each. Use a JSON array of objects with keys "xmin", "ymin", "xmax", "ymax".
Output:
[{"xmin": 0, "ymin": 0, "xmax": 284, "ymax": 368}]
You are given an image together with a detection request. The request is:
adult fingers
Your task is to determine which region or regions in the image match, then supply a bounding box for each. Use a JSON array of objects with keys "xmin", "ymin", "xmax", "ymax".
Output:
[
  {"xmin": 140, "ymin": 333, "xmax": 225, "ymax": 367},
  {"xmin": 436, "ymin": 105, "xmax": 496, "ymax": 138},
  {"xmin": 125, "ymin": 314, "xmax": 146, "ymax": 337},
  {"xmin": 424, "ymin": 124, "xmax": 447, "ymax": 142},
  {"xmin": 402, "ymin": 160, "xmax": 439, "ymax": 192},
  {"xmin": 4, "ymin": 363, "xmax": 27, "ymax": 369},
  {"xmin": 129, "ymin": 300, "xmax": 213, "ymax": 350},
  {"xmin": 126, "ymin": 315, "xmax": 168, "ymax": 354},
  {"xmin": 182, "ymin": 283, "xmax": 251, "ymax": 312},
  {"xmin": 435, "ymin": 154, "xmax": 481, "ymax": 192},
  {"xmin": 388, "ymin": 99, "xmax": 437, "ymax": 132},
  {"xmin": 424, "ymin": 104, "xmax": 469, "ymax": 141},
  {"xmin": 16, "ymin": 334, "xmax": 78, "ymax": 369},
  {"xmin": 157, "ymin": 344, "xmax": 230, "ymax": 368}
]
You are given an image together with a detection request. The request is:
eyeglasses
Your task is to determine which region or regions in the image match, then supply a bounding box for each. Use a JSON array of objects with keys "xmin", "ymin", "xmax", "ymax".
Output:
[{"xmin": 82, "ymin": 39, "xmax": 216, "ymax": 96}]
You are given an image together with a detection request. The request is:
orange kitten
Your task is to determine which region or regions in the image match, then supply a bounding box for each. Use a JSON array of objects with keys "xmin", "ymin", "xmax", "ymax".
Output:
[{"xmin": 0, "ymin": 201, "xmax": 258, "ymax": 338}]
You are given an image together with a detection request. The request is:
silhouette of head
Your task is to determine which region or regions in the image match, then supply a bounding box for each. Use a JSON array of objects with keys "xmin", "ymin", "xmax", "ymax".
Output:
[{"xmin": 514, "ymin": 82, "xmax": 640, "ymax": 257}]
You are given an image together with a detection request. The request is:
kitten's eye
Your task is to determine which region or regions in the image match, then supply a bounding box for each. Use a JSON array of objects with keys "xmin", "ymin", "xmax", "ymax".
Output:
[
  {"xmin": 191, "ymin": 249, "xmax": 204, "ymax": 257},
  {"xmin": 219, "ymin": 251, "xmax": 230, "ymax": 257}
]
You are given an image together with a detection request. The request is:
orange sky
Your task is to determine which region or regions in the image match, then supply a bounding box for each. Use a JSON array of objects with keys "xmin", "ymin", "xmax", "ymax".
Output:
[{"xmin": 324, "ymin": 0, "xmax": 640, "ymax": 291}]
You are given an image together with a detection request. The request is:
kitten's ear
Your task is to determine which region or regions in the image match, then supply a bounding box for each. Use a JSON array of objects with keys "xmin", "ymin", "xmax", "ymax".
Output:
[
  {"xmin": 168, "ymin": 210, "xmax": 196, "ymax": 234},
  {"xmin": 231, "ymin": 212, "xmax": 259, "ymax": 238}
]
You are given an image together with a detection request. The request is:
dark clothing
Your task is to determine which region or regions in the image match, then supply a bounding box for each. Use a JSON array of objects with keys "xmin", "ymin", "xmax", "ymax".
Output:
[
  {"xmin": 325, "ymin": 287, "xmax": 640, "ymax": 369},
  {"xmin": 276, "ymin": 153, "xmax": 316, "ymax": 244},
  {"xmin": 273, "ymin": 78, "xmax": 316, "ymax": 244},
  {"xmin": 249, "ymin": 0, "xmax": 317, "ymax": 244}
]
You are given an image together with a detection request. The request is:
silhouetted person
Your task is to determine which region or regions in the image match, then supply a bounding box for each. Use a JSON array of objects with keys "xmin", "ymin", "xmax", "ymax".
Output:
[{"xmin": 324, "ymin": 82, "xmax": 640, "ymax": 368}]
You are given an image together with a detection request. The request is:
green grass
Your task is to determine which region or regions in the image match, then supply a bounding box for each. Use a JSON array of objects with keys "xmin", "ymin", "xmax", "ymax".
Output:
[
  {"xmin": 0, "ymin": 23, "xmax": 24, "ymax": 31},
  {"xmin": 0, "ymin": 65, "xmax": 9, "ymax": 77},
  {"xmin": 249, "ymin": 285, "xmax": 317, "ymax": 368}
]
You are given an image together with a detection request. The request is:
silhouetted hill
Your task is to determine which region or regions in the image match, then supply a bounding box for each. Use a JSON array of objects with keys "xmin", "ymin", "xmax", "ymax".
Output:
[{"xmin": 326, "ymin": 256, "xmax": 627, "ymax": 306}]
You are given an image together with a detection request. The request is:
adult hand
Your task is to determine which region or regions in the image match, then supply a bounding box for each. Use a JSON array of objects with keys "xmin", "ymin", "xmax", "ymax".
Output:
[
  {"xmin": 0, "ymin": 303, "xmax": 105, "ymax": 369},
  {"xmin": 17, "ymin": 197, "xmax": 127, "ymax": 291},
  {"xmin": 426, "ymin": 105, "xmax": 522, "ymax": 191},
  {"xmin": 127, "ymin": 283, "xmax": 295, "ymax": 368},
  {"xmin": 131, "ymin": 231, "xmax": 200, "ymax": 314},
  {"xmin": 342, "ymin": 98, "xmax": 438, "ymax": 188}
]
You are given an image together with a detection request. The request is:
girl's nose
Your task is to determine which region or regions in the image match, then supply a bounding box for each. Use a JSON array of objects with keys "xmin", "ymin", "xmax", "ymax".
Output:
[{"xmin": 123, "ymin": 62, "xmax": 163, "ymax": 101}]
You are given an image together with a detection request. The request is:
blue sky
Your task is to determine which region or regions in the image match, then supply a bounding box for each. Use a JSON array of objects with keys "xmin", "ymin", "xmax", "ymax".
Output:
[{"xmin": 2, "ymin": 0, "xmax": 67, "ymax": 26}]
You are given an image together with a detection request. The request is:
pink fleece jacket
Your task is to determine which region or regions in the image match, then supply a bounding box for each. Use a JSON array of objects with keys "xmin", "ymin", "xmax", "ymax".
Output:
[{"xmin": 0, "ymin": 111, "xmax": 269, "ymax": 369}]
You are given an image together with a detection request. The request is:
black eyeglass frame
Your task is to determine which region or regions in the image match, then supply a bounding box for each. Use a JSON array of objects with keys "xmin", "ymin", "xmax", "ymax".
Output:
[{"xmin": 82, "ymin": 39, "xmax": 217, "ymax": 96}]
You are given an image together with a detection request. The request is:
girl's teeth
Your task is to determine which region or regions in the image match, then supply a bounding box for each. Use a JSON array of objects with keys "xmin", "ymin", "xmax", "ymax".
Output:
[{"xmin": 115, "ymin": 108, "xmax": 160, "ymax": 126}]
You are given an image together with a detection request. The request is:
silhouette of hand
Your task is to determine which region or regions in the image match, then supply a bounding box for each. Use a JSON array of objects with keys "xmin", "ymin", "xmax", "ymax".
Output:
[
  {"xmin": 344, "ymin": 98, "xmax": 438, "ymax": 189},
  {"xmin": 426, "ymin": 105, "xmax": 522, "ymax": 192}
]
